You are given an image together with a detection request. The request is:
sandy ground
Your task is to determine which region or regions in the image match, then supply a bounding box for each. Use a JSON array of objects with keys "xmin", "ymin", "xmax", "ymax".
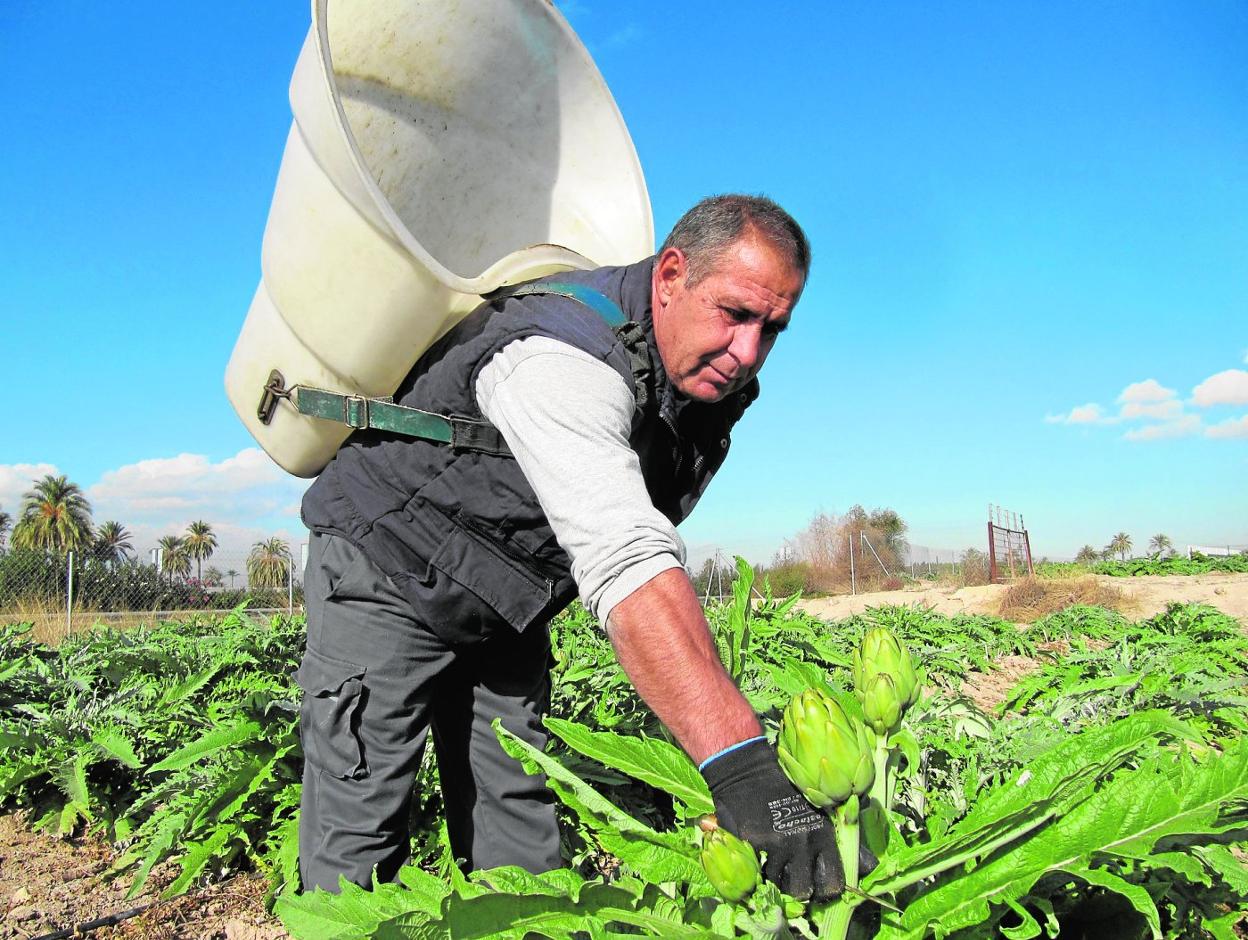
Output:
[
  {"xmin": 0, "ymin": 813, "xmax": 284, "ymax": 939},
  {"xmin": 794, "ymin": 571, "xmax": 1248, "ymax": 623}
]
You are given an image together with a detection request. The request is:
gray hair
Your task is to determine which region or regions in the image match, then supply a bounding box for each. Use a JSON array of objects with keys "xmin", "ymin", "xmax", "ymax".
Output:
[{"xmin": 658, "ymin": 194, "xmax": 810, "ymax": 287}]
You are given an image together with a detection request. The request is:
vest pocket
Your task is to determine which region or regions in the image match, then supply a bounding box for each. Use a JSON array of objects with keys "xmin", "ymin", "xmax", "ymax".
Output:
[
  {"xmin": 430, "ymin": 521, "xmax": 554, "ymax": 632},
  {"xmin": 293, "ymin": 648, "xmax": 369, "ymax": 780}
]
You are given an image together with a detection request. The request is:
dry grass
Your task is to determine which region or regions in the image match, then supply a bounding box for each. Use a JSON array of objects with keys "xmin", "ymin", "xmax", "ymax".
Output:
[
  {"xmin": 996, "ymin": 575, "xmax": 1134, "ymax": 623},
  {"xmin": 1, "ymin": 601, "xmax": 251, "ymax": 646}
]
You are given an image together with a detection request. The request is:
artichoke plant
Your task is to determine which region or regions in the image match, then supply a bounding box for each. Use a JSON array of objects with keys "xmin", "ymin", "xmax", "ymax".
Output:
[
  {"xmin": 776, "ymin": 689, "xmax": 875, "ymax": 808},
  {"xmin": 861, "ymin": 672, "xmax": 904, "ymax": 737},
  {"xmin": 852, "ymin": 627, "xmax": 920, "ymax": 711},
  {"xmin": 700, "ymin": 825, "xmax": 761, "ymax": 903}
]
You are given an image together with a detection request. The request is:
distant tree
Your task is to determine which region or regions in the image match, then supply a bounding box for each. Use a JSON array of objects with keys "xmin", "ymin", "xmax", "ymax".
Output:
[
  {"xmin": 158, "ymin": 534, "xmax": 191, "ymax": 580},
  {"xmin": 867, "ymin": 508, "xmax": 910, "ymax": 562},
  {"xmin": 1108, "ymin": 532, "xmax": 1133, "ymax": 562},
  {"xmin": 92, "ymin": 521, "xmax": 134, "ymax": 566},
  {"xmin": 248, "ymin": 538, "xmax": 291, "ymax": 590},
  {"xmin": 11, "ymin": 474, "xmax": 93, "ymax": 556},
  {"xmin": 203, "ymin": 566, "xmax": 224, "ymax": 588},
  {"xmin": 184, "ymin": 520, "xmax": 218, "ymax": 581},
  {"xmin": 1148, "ymin": 533, "xmax": 1173, "ymax": 558},
  {"xmin": 0, "ymin": 508, "xmax": 9, "ymax": 552},
  {"xmin": 1075, "ymin": 545, "xmax": 1100, "ymax": 565},
  {"xmin": 226, "ymin": 568, "xmax": 240, "ymax": 589}
]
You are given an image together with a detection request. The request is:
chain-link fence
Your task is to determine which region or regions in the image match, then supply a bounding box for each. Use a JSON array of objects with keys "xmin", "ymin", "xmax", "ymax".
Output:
[{"xmin": 0, "ymin": 543, "xmax": 307, "ymax": 643}]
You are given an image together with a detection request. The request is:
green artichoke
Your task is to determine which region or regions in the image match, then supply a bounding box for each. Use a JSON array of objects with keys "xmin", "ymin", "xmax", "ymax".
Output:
[
  {"xmin": 700, "ymin": 825, "xmax": 761, "ymax": 902},
  {"xmin": 776, "ymin": 690, "xmax": 875, "ymax": 808},
  {"xmin": 852, "ymin": 627, "xmax": 921, "ymax": 710},
  {"xmin": 861, "ymin": 672, "xmax": 904, "ymax": 737}
]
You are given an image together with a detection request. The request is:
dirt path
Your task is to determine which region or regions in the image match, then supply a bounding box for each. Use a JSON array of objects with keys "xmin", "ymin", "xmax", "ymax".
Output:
[
  {"xmin": 794, "ymin": 572, "xmax": 1248, "ymax": 623},
  {"xmin": 0, "ymin": 814, "xmax": 284, "ymax": 940}
]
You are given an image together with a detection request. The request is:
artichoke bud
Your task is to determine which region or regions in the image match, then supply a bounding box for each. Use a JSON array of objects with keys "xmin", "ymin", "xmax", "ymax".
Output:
[
  {"xmin": 862, "ymin": 672, "xmax": 903, "ymax": 737},
  {"xmin": 854, "ymin": 627, "xmax": 920, "ymax": 710},
  {"xmin": 777, "ymin": 690, "xmax": 875, "ymax": 808},
  {"xmin": 700, "ymin": 826, "xmax": 760, "ymax": 903}
]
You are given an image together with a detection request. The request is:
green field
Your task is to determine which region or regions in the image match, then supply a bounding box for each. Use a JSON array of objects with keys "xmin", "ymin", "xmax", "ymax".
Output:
[{"xmin": 2, "ymin": 563, "xmax": 1246, "ymax": 938}]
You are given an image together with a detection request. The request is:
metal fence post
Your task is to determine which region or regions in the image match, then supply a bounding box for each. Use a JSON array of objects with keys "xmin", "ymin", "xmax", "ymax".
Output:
[
  {"xmin": 849, "ymin": 533, "xmax": 857, "ymax": 596},
  {"xmin": 65, "ymin": 550, "xmax": 74, "ymax": 639}
]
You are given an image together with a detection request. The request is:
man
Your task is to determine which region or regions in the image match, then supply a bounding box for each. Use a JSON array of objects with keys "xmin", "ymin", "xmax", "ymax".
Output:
[{"xmin": 297, "ymin": 194, "xmax": 849, "ymax": 901}]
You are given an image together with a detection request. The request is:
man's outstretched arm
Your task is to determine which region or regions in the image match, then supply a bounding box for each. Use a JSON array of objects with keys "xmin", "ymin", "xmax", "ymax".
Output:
[{"xmin": 605, "ymin": 567, "xmax": 760, "ymax": 764}]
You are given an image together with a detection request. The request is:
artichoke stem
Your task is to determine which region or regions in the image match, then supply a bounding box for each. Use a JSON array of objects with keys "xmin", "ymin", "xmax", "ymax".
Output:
[
  {"xmin": 813, "ymin": 798, "xmax": 863, "ymax": 939},
  {"xmin": 870, "ymin": 737, "xmax": 890, "ymax": 812}
]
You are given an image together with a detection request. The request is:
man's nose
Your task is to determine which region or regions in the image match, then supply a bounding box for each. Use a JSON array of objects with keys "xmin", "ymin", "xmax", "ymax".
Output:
[{"xmin": 728, "ymin": 323, "xmax": 764, "ymax": 371}]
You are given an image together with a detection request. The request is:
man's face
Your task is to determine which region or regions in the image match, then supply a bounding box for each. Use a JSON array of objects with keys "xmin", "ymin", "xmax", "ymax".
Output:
[{"xmin": 651, "ymin": 233, "xmax": 803, "ymax": 403}]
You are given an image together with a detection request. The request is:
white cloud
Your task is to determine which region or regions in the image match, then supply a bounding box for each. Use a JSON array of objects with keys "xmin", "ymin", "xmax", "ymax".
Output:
[
  {"xmin": 1121, "ymin": 399, "xmax": 1183, "ymax": 421},
  {"xmin": 87, "ymin": 448, "xmax": 308, "ymax": 537},
  {"xmin": 0, "ymin": 463, "xmax": 61, "ymax": 515},
  {"xmin": 1206, "ymin": 415, "xmax": 1248, "ymax": 440},
  {"xmin": 1192, "ymin": 369, "xmax": 1248, "ymax": 407},
  {"xmin": 1122, "ymin": 415, "xmax": 1202, "ymax": 441},
  {"xmin": 1046, "ymin": 403, "xmax": 1105, "ymax": 424},
  {"xmin": 1118, "ymin": 379, "xmax": 1176, "ymax": 404}
]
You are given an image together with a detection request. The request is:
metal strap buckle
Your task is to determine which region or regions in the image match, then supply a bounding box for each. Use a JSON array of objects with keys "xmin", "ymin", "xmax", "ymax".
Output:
[{"xmin": 343, "ymin": 395, "xmax": 369, "ymax": 430}]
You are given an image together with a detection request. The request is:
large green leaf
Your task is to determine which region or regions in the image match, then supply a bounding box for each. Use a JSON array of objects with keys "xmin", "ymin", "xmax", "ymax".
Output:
[
  {"xmin": 147, "ymin": 720, "xmax": 262, "ymax": 772},
  {"xmin": 278, "ymin": 876, "xmax": 446, "ymax": 940},
  {"xmin": 544, "ymin": 717, "xmax": 712, "ymax": 815},
  {"xmin": 879, "ymin": 738, "xmax": 1248, "ymax": 939},
  {"xmin": 91, "ymin": 726, "xmax": 142, "ymax": 769},
  {"xmin": 495, "ymin": 722, "xmax": 707, "ymax": 886}
]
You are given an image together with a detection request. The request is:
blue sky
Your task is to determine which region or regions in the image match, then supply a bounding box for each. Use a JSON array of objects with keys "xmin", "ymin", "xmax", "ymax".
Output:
[{"xmin": 1, "ymin": 1, "xmax": 1245, "ymax": 568}]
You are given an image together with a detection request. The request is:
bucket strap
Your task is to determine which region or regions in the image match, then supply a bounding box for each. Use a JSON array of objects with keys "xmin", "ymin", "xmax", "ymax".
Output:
[{"xmin": 268, "ymin": 282, "xmax": 629, "ymax": 456}]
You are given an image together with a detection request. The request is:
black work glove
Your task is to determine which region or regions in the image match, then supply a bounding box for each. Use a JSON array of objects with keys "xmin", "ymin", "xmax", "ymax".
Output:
[{"xmin": 702, "ymin": 738, "xmax": 875, "ymax": 902}]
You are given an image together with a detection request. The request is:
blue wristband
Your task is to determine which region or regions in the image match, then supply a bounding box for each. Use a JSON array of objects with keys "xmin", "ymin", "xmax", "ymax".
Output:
[{"xmin": 697, "ymin": 735, "xmax": 767, "ymax": 772}]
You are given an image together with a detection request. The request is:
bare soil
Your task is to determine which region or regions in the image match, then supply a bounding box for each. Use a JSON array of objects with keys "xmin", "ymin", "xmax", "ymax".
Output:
[
  {"xmin": 0, "ymin": 813, "xmax": 284, "ymax": 940},
  {"xmin": 794, "ymin": 571, "xmax": 1248, "ymax": 623},
  {"xmin": 798, "ymin": 572, "xmax": 1248, "ymax": 714}
]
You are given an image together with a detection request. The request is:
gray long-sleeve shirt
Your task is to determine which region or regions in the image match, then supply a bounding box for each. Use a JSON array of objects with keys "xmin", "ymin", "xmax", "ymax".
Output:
[{"xmin": 475, "ymin": 335, "xmax": 685, "ymax": 623}]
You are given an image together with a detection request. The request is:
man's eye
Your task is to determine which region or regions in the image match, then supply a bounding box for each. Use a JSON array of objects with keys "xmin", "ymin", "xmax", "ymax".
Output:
[{"xmin": 725, "ymin": 308, "xmax": 751, "ymax": 323}]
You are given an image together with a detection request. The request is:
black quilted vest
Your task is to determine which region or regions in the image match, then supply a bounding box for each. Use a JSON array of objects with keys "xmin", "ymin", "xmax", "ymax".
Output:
[{"xmin": 301, "ymin": 257, "xmax": 758, "ymax": 642}]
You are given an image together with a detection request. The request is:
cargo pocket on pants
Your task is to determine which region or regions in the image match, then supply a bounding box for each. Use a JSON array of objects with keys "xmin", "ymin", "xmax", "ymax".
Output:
[{"xmin": 294, "ymin": 648, "xmax": 369, "ymax": 779}]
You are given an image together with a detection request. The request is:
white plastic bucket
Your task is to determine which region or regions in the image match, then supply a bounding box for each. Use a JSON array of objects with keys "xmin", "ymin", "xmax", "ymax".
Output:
[{"xmin": 225, "ymin": 0, "xmax": 653, "ymax": 477}]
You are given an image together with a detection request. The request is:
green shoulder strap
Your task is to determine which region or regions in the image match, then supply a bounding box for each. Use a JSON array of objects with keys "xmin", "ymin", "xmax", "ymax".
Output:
[{"xmin": 262, "ymin": 282, "xmax": 628, "ymax": 456}]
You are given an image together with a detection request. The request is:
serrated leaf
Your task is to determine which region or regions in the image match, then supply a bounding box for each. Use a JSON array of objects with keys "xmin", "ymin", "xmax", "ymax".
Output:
[
  {"xmin": 879, "ymin": 737, "xmax": 1248, "ymax": 939},
  {"xmin": 544, "ymin": 717, "xmax": 712, "ymax": 815},
  {"xmin": 1195, "ymin": 844, "xmax": 1248, "ymax": 893},
  {"xmin": 148, "ymin": 720, "xmax": 262, "ymax": 772},
  {"xmin": 277, "ymin": 878, "xmax": 436, "ymax": 940},
  {"xmin": 91, "ymin": 726, "xmax": 142, "ymax": 769},
  {"xmin": 494, "ymin": 721, "xmax": 707, "ymax": 886},
  {"xmin": 163, "ymin": 825, "xmax": 235, "ymax": 897}
]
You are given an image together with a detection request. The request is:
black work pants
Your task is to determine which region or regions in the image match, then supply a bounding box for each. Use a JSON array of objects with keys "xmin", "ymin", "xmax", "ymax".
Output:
[{"xmin": 295, "ymin": 531, "xmax": 562, "ymax": 892}]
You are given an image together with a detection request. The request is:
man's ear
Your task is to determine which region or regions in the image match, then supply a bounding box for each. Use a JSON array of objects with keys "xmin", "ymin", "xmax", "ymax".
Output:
[{"xmin": 652, "ymin": 247, "xmax": 687, "ymax": 309}]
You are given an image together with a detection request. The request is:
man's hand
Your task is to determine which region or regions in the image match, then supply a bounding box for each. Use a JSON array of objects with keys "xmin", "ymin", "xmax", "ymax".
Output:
[{"xmin": 702, "ymin": 738, "xmax": 847, "ymax": 901}]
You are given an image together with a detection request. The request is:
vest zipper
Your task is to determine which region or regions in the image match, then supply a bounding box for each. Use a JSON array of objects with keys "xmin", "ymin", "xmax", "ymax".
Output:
[
  {"xmin": 661, "ymin": 410, "xmax": 683, "ymax": 477},
  {"xmin": 454, "ymin": 514, "xmax": 555, "ymax": 599}
]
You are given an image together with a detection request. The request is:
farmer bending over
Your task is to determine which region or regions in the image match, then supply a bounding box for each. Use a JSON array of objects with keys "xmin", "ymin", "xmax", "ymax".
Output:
[{"xmin": 297, "ymin": 194, "xmax": 852, "ymax": 901}]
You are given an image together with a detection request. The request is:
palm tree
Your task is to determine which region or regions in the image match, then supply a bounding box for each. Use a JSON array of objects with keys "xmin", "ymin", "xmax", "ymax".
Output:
[
  {"xmin": 0, "ymin": 508, "xmax": 10, "ymax": 552},
  {"xmin": 226, "ymin": 568, "xmax": 240, "ymax": 589},
  {"xmin": 92, "ymin": 521, "xmax": 134, "ymax": 566},
  {"xmin": 1075, "ymin": 545, "xmax": 1099, "ymax": 565},
  {"xmin": 11, "ymin": 474, "xmax": 93, "ymax": 556},
  {"xmin": 183, "ymin": 520, "xmax": 218, "ymax": 581},
  {"xmin": 248, "ymin": 538, "xmax": 291, "ymax": 590},
  {"xmin": 1108, "ymin": 532, "xmax": 1133, "ymax": 562},
  {"xmin": 157, "ymin": 534, "xmax": 192, "ymax": 581},
  {"xmin": 1148, "ymin": 533, "xmax": 1173, "ymax": 558}
]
